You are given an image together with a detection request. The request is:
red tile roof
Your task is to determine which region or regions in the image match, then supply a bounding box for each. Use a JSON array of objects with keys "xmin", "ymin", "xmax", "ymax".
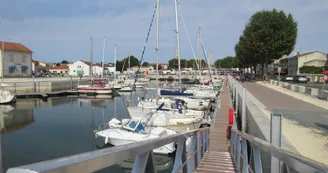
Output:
[
  {"xmin": 32, "ymin": 59, "xmax": 39, "ymax": 65},
  {"xmin": 0, "ymin": 41, "xmax": 32, "ymax": 53},
  {"xmin": 80, "ymin": 60, "xmax": 91, "ymax": 66}
]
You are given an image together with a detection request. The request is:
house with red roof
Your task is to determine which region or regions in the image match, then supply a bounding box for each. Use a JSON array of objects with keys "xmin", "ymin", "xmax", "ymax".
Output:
[{"xmin": 0, "ymin": 41, "xmax": 33, "ymax": 77}]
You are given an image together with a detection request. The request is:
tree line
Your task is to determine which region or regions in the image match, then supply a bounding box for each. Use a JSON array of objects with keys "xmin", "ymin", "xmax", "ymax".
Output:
[{"xmin": 214, "ymin": 9, "xmax": 298, "ymax": 75}]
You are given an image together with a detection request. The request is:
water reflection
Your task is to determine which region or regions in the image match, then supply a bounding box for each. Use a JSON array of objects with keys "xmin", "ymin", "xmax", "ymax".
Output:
[{"xmin": 0, "ymin": 105, "xmax": 34, "ymax": 134}]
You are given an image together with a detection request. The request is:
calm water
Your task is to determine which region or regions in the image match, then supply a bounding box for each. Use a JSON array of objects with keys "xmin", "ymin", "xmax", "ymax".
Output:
[{"xmin": 0, "ymin": 86, "xmax": 176, "ymax": 172}]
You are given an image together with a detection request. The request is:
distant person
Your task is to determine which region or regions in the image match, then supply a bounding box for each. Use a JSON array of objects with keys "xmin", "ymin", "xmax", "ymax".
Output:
[{"xmin": 241, "ymin": 74, "xmax": 245, "ymax": 83}]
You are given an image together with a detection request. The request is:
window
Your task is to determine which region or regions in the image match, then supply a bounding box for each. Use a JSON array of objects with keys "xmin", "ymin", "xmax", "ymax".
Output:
[
  {"xmin": 22, "ymin": 68, "xmax": 27, "ymax": 74},
  {"xmin": 22, "ymin": 55, "xmax": 26, "ymax": 63},
  {"xmin": 9, "ymin": 68, "xmax": 15, "ymax": 74},
  {"xmin": 9, "ymin": 54, "xmax": 14, "ymax": 63}
]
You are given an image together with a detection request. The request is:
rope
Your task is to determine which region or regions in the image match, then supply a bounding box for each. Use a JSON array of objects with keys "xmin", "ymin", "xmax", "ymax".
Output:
[{"xmin": 132, "ymin": 3, "xmax": 157, "ymax": 91}]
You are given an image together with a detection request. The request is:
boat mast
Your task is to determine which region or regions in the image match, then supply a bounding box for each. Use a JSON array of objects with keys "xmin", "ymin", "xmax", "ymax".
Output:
[
  {"xmin": 1, "ymin": 18, "xmax": 4, "ymax": 84},
  {"xmin": 114, "ymin": 45, "xmax": 117, "ymax": 83},
  {"xmin": 90, "ymin": 37, "xmax": 93, "ymax": 81},
  {"xmin": 174, "ymin": 0, "xmax": 181, "ymax": 87},
  {"xmin": 101, "ymin": 36, "xmax": 106, "ymax": 78},
  {"xmin": 156, "ymin": 0, "xmax": 160, "ymax": 105}
]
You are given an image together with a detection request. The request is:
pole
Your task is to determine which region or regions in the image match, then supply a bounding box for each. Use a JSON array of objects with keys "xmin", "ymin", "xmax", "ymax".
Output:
[
  {"xmin": 156, "ymin": 0, "xmax": 160, "ymax": 105},
  {"xmin": 174, "ymin": 0, "xmax": 181, "ymax": 87},
  {"xmin": 114, "ymin": 45, "xmax": 117, "ymax": 83},
  {"xmin": 90, "ymin": 37, "xmax": 93, "ymax": 81},
  {"xmin": 101, "ymin": 36, "xmax": 106, "ymax": 78},
  {"xmin": 1, "ymin": 17, "xmax": 4, "ymax": 83}
]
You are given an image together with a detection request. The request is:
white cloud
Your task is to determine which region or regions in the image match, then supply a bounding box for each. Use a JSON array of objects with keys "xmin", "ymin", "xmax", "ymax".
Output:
[{"xmin": 2, "ymin": 0, "xmax": 328, "ymax": 63}]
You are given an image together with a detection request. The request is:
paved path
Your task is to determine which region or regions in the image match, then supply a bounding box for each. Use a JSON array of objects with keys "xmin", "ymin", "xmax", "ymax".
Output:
[{"xmin": 243, "ymin": 81, "xmax": 328, "ymax": 134}]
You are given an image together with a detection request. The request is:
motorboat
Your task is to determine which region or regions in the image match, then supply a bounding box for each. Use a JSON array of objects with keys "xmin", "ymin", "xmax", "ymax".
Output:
[
  {"xmin": 95, "ymin": 118, "xmax": 177, "ymax": 155},
  {"xmin": 118, "ymin": 86, "xmax": 133, "ymax": 92},
  {"xmin": 77, "ymin": 80, "xmax": 113, "ymax": 95}
]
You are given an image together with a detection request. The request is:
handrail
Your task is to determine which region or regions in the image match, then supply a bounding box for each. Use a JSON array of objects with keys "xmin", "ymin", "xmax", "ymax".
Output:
[
  {"xmin": 7, "ymin": 127, "xmax": 210, "ymax": 173},
  {"xmin": 230, "ymin": 129, "xmax": 328, "ymax": 173}
]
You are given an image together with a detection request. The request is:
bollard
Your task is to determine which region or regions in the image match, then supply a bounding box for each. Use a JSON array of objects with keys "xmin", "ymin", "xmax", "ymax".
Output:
[{"xmin": 270, "ymin": 112, "xmax": 282, "ymax": 173}]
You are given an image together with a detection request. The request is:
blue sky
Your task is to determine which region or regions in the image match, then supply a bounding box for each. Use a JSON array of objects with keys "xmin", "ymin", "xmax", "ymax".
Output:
[{"xmin": 1, "ymin": 0, "xmax": 328, "ymax": 63}]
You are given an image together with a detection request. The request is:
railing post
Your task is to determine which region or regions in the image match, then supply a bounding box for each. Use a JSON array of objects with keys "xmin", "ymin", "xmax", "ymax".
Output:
[
  {"xmin": 235, "ymin": 86, "xmax": 239, "ymax": 115},
  {"xmin": 132, "ymin": 151, "xmax": 150, "ymax": 173},
  {"xmin": 188, "ymin": 134, "xmax": 197, "ymax": 173},
  {"xmin": 242, "ymin": 138, "xmax": 248, "ymax": 173},
  {"xmin": 270, "ymin": 112, "xmax": 282, "ymax": 173},
  {"xmin": 242, "ymin": 87, "xmax": 247, "ymax": 132},
  {"xmin": 201, "ymin": 131, "xmax": 205, "ymax": 157},
  {"xmin": 236, "ymin": 134, "xmax": 241, "ymax": 170},
  {"xmin": 172, "ymin": 137, "xmax": 186, "ymax": 173},
  {"xmin": 253, "ymin": 145, "xmax": 263, "ymax": 173}
]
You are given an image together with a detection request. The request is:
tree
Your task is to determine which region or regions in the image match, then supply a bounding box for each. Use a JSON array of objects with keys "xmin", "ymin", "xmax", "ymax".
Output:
[
  {"xmin": 115, "ymin": 55, "xmax": 140, "ymax": 71},
  {"xmin": 299, "ymin": 66, "xmax": 325, "ymax": 74},
  {"xmin": 61, "ymin": 60, "xmax": 68, "ymax": 64},
  {"xmin": 56, "ymin": 63, "xmax": 60, "ymax": 66},
  {"xmin": 142, "ymin": 62, "xmax": 150, "ymax": 67},
  {"xmin": 236, "ymin": 9, "xmax": 298, "ymax": 74},
  {"xmin": 214, "ymin": 56, "xmax": 235, "ymax": 69},
  {"xmin": 168, "ymin": 58, "xmax": 206, "ymax": 70}
]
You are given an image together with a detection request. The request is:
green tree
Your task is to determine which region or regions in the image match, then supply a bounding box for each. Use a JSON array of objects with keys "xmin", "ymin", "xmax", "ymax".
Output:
[
  {"xmin": 236, "ymin": 9, "xmax": 298, "ymax": 74},
  {"xmin": 61, "ymin": 60, "xmax": 68, "ymax": 64},
  {"xmin": 115, "ymin": 55, "xmax": 140, "ymax": 71},
  {"xmin": 142, "ymin": 62, "xmax": 150, "ymax": 67},
  {"xmin": 56, "ymin": 63, "xmax": 60, "ymax": 66},
  {"xmin": 214, "ymin": 56, "xmax": 235, "ymax": 68},
  {"xmin": 299, "ymin": 66, "xmax": 325, "ymax": 74}
]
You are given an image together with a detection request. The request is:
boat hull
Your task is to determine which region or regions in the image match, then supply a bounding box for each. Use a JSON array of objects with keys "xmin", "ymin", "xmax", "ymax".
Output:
[
  {"xmin": 160, "ymin": 89, "xmax": 193, "ymax": 96},
  {"xmin": 77, "ymin": 88, "xmax": 113, "ymax": 94}
]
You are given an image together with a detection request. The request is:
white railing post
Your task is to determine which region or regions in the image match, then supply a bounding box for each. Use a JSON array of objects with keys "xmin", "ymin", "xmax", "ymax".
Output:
[
  {"xmin": 132, "ymin": 152, "xmax": 150, "ymax": 173},
  {"xmin": 270, "ymin": 112, "xmax": 282, "ymax": 173},
  {"xmin": 253, "ymin": 145, "xmax": 263, "ymax": 173},
  {"xmin": 242, "ymin": 87, "xmax": 247, "ymax": 132},
  {"xmin": 242, "ymin": 138, "xmax": 248, "ymax": 173},
  {"xmin": 173, "ymin": 137, "xmax": 186, "ymax": 172},
  {"xmin": 188, "ymin": 134, "xmax": 197, "ymax": 173}
]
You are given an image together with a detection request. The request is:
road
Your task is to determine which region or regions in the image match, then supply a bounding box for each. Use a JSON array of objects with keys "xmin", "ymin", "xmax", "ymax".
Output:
[{"xmin": 243, "ymin": 81, "xmax": 328, "ymax": 134}]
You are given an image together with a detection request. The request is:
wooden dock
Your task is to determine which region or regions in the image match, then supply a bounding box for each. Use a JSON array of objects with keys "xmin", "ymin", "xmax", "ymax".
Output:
[{"xmin": 196, "ymin": 84, "xmax": 238, "ymax": 173}]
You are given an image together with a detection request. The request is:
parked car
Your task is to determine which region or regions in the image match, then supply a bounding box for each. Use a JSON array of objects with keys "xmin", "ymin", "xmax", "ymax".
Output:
[
  {"xmin": 298, "ymin": 76, "xmax": 308, "ymax": 83},
  {"xmin": 285, "ymin": 76, "xmax": 293, "ymax": 81}
]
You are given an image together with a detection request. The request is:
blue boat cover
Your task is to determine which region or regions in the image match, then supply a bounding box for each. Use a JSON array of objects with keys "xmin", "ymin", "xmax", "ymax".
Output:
[
  {"xmin": 160, "ymin": 89, "xmax": 193, "ymax": 96},
  {"xmin": 127, "ymin": 120, "xmax": 145, "ymax": 132}
]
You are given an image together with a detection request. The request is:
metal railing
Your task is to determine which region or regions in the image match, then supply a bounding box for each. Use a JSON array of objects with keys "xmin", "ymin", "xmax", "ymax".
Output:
[
  {"xmin": 6, "ymin": 127, "xmax": 210, "ymax": 173},
  {"xmin": 227, "ymin": 75, "xmax": 328, "ymax": 173}
]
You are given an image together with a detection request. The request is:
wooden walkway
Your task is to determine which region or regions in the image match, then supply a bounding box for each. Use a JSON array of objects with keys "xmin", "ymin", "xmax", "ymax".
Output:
[{"xmin": 195, "ymin": 84, "xmax": 238, "ymax": 173}]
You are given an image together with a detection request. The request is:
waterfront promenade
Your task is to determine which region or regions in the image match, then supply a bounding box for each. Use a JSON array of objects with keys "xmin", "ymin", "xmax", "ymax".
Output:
[{"xmin": 243, "ymin": 81, "xmax": 328, "ymax": 165}]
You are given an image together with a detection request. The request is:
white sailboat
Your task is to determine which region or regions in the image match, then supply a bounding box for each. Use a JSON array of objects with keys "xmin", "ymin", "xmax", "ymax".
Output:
[{"xmin": 0, "ymin": 20, "xmax": 16, "ymax": 104}]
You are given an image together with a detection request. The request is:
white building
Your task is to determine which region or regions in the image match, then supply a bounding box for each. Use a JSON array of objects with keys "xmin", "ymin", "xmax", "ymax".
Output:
[
  {"xmin": 68, "ymin": 60, "xmax": 91, "ymax": 76},
  {"xmin": 0, "ymin": 41, "xmax": 33, "ymax": 77},
  {"xmin": 32, "ymin": 60, "xmax": 39, "ymax": 74}
]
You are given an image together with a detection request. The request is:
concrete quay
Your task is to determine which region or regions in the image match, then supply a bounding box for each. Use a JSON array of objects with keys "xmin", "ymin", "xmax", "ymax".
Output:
[
  {"xmin": 242, "ymin": 81, "xmax": 328, "ymax": 165},
  {"xmin": 1, "ymin": 77, "xmax": 90, "ymax": 94}
]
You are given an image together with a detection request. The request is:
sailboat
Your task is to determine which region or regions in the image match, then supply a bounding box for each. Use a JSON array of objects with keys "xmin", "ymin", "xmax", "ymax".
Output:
[
  {"xmin": 0, "ymin": 22, "xmax": 16, "ymax": 104},
  {"xmin": 77, "ymin": 37, "xmax": 113, "ymax": 95}
]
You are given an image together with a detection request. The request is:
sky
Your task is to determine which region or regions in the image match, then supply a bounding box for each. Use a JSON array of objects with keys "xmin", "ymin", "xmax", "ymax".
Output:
[{"xmin": 1, "ymin": 0, "xmax": 328, "ymax": 64}]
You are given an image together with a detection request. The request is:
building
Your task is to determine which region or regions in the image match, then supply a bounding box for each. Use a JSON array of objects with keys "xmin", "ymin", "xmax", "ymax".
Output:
[
  {"xmin": 68, "ymin": 60, "xmax": 91, "ymax": 76},
  {"xmin": 130, "ymin": 66, "xmax": 154, "ymax": 72},
  {"xmin": 150, "ymin": 63, "xmax": 169, "ymax": 70},
  {"xmin": 0, "ymin": 41, "xmax": 33, "ymax": 77},
  {"xmin": 48, "ymin": 65, "xmax": 69, "ymax": 75},
  {"xmin": 32, "ymin": 59, "xmax": 39, "ymax": 74},
  {"xmin": 287, "ymin": 51, "xmax": 328, "ymax": 75}
]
